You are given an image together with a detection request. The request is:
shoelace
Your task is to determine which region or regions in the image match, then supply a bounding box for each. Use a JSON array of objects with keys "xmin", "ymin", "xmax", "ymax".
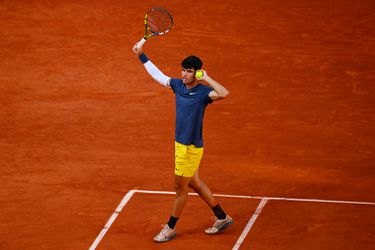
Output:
[
  {"xmin": 207, "ymin": 216, "xmax": 220, "ymax": 229},
  {"xmin": 159, "ymin": 224, "xmax": 170, "ymax": 237},
  {"xmin": 213, "ymin": 216, "xmax": 227, "ymax": 228}
]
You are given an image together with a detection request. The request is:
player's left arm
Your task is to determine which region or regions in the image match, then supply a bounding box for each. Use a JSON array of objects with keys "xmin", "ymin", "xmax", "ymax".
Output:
[{"xmin": 198, "ymin": 70, "xmax": 229, "ymax": 101}]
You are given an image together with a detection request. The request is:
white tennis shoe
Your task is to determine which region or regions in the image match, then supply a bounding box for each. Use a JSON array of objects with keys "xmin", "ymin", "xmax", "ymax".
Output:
[
  {"xmin": 205, "ymin": 215, "xmax": 233, "ymax": 234},
  {"xmin": 153, "ymin": 224, "xmax": 176, "ymax": 243}
]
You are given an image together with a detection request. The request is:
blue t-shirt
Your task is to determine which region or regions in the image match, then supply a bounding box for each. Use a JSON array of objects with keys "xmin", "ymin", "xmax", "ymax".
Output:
[{"xmin": 170, "ymin": 78, "xmax": 213, "ymax": 148}]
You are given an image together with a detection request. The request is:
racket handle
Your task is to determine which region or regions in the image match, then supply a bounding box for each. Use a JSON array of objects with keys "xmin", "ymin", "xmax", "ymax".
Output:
[{"xmin": 136, "ymin": 38, "xmax": 147, "ymax": 49}]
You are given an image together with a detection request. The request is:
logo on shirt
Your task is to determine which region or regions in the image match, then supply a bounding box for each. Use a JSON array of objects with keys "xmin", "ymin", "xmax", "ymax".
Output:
[{"xmin": 189, "ymin": 92, "xmax": 196, "ymax": 95}]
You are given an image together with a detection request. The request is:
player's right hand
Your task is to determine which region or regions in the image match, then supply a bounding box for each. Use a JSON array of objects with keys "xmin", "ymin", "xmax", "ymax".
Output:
[{"xmin": 132, "ymin": 42, "xmax": 143, "ymax": 56}]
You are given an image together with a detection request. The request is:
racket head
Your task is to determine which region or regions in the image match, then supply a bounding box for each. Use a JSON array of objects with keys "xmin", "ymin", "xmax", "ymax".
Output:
[{"xmin": 144, "ymin": 8, "xmax": 173, "ymax": 38}]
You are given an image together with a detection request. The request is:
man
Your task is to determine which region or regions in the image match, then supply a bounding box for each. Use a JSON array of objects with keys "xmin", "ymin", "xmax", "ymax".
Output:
[{"xmin": 132, "ymin": 42, "xmax": 232, "ymax": 243}]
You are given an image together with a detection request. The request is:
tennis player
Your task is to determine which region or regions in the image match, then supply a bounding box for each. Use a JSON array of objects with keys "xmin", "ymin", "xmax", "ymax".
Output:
[{"xmin": 132, "ymin": 42, "xmax": 232, "ymax": 243}]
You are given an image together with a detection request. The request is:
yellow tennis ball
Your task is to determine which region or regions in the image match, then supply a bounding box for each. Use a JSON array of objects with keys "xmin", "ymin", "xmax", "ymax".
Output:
[{"xmin": 195, "ymin": 70, "xmax": 203, "ymax": 78}]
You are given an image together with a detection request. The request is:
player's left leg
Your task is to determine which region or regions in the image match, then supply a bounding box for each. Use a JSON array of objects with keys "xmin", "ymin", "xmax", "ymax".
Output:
[
  {"xmin": 188, "ymin": 170, "xmax": 217, "ymax": 207},
  {"xmin": 189, "ymin": 171, "xmax": 233, "ymax": 234}
]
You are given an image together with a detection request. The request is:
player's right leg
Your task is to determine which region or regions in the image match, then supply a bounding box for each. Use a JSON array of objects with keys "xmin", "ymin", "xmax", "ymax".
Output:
[
  {"xmin": 154, "ymin": 175, "xmax": 191, "ymax": 243},
  {"xmin": 154, "ymin": 142, "xmax": 200, "ymax": 243}
]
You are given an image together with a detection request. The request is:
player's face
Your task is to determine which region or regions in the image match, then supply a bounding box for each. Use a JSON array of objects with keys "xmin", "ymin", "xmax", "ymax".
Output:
[{"xmin": 181, "ymin": 67, "xmax": 196, "ymax": 84}]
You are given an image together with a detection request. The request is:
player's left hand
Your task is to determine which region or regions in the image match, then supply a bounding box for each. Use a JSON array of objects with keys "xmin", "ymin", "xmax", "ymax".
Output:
[{"xmin": 195, "ymin": 69, "xmax": 208, "ymax": 81}]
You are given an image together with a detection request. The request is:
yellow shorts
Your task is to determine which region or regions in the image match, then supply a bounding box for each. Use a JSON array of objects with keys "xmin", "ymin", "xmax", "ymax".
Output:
[{"xmin": 175, "ymin": 141, "xmax": 204, "ymax": 177}]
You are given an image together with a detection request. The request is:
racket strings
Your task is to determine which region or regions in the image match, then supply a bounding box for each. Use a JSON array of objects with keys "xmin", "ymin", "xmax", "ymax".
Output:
[{"xmin": 147, "ymin": 10, "xmax": 172, "ymax": 33}]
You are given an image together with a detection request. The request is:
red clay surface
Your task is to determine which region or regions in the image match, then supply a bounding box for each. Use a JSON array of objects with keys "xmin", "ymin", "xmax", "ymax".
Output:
[
  {"xmin": 98, "ymin": 193, "xmax": 260, "ymax": 250},
  {"xmin": 1, "ymin": 0, "xmax": 375, "ymax": 249},
  {"xmin": 245, "ymin": 201, "xmax": 375, "ymax": 249}
]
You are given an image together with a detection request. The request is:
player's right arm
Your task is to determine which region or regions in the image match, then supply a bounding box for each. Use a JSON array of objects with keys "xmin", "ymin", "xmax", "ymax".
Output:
[{"xmin": 132, "ymin": 43, "xmax": 171, "ymax": 88}]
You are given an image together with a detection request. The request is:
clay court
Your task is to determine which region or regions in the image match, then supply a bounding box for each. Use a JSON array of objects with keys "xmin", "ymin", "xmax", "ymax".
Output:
[{"xmin": 1, "ymin": 0, "xmax": 375, "ymax": 249}]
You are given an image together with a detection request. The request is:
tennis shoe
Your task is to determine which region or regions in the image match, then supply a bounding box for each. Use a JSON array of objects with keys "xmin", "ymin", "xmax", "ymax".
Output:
[
  {"xmin": 153, "ymin": 224, "xmax": 176, "ymax": 243},
  {"xmin": 205, "ymin": 215, "xmax": 233, "ymax": 235}
]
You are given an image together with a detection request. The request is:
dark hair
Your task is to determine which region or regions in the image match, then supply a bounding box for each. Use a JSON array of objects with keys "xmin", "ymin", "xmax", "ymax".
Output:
[{"xmin": 181, "ymin": 55, "xmax": 203, "ymax": 71}]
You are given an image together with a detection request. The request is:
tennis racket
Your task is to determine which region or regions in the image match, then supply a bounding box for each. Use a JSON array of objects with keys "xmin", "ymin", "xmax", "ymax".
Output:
[{"xmin": 136, "ymin": 7, "xmax": 173, "ymax": 49}]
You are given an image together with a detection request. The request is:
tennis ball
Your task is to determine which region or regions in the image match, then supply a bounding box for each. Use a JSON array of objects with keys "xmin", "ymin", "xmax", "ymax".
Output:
[{"xmin": 195, "ymin": 70, "xmax": 204, "ymax": 78}]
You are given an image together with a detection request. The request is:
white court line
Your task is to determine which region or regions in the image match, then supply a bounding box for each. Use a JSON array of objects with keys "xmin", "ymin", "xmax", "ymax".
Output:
[
  {"xmin": 134, "ymin": 189, "xmax": 375, "ymax": 206},
  {"xmin": 233, "ymin": 199, "xmax": 268, "ymax": 250},
  {"xmin": 89, "ymin": 189, "xmax": 375, "ymax": 249},
  {"xmin": 89, "ymin": 190, "xmax": 136, "ymax": 250}
]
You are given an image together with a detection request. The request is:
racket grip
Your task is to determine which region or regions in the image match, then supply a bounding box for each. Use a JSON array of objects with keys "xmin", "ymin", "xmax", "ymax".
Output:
[{"xmin": 136, "ymin": 38, "xmax": 147, "ymax": 49}]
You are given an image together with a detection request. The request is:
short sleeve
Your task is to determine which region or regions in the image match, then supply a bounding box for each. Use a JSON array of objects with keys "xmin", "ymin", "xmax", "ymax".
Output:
[
  {"xmin": 169, "ymin": 78, "xmax": 180, "ymax": 93},
  {"xmin": 204, "ymin": 86, "xmax": 214, "ymax": 104}
]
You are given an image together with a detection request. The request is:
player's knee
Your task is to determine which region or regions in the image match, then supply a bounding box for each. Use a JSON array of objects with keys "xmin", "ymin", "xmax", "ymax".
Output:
[{"xmin": 175, "ymin": 182, "xmax": 189, "ymax": 194}]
